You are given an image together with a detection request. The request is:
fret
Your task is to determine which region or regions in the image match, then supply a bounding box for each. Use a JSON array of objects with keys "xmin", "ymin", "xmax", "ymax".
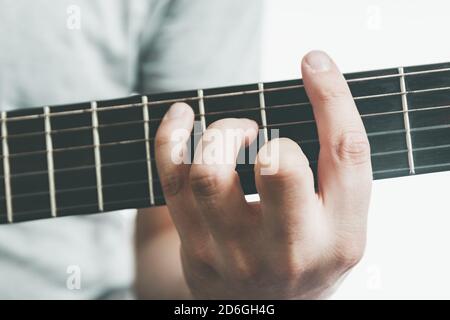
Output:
[
  {"xmin": 7, "ymin": 107, "xmax": 51, "ymax": 222},
  {"xmin": 141, "ymin": 95, "xmax": 155, "ymax": 206},
  {"xmin": 264, "ymin": 79, "xmax": 318, "ymax": 163},
  {"xmin": 0, "ymin": 120, "xmax": 5, "ymax": 224},
  {"xmin": 264, "ymin": 79, "xmax": 312, "ymax": 139},
  {"xmin": 371, "ymin": 152, "xmax": 409, "ymax": 180},
  {"xmin": 346, "ymin": 67, "xmax": 401, "ymax": 97},
  {"xmin": 403, "ymin": 62, "xmax": 450, "ymax": 91},
  {"xmin": 96, "ymin": 96, "xmax": 149, "ymax": 211},
  {"xmin": 203, "ymin": 84, "xmax": 261, "ymax": 125},
  {"xmin": 264, "ymin": 79, "xmax": 308, "ymax": 105},
  {"xmin": 404, "ymin": 62, "xmax": 450, "ymax": 175},
  {"xmin": 346, "ymin": 68, "xmax": 406, "ymax": 140},
  {"xmin": 146, "ymin": 90, "xmax": 201, "ymax": 137},
  {"xmin": 51, "ymin": 102, "xmax": 98, "ymax": 217},
  {"xmin": 44, "ymin": 106, "xmax": 57, "ymax": 217},
  {"xmin": 347, "ymin": 68, "xmax": 410, "ymax": 179},
  {"xmin": 1, "ymin": 111, "xmax": 12, "ymax": 223},
  {"xmin": 91, "ymin": 101, "xmax": 104, "ymax": 212},
  {"xmin": 398, "ymin": 67, "xmax": 416, "ymax": 175},
  {"xmin": 146, "ymin": 90, "xmax": 201, "ymax": 205},
  {"xmin": 257, "ymin": 82, "xmax": 269, "ymax": 189},
  {"xmin": 258, "ymin": 82, "xmax": 269, "ymax": 144},
  {"xmin": 203, "ymin": 84, "xmax": 260, "ymax": 196},
  {"xmin": 197, "ymin": 89, "xmax": 206, "ymax": 132}
]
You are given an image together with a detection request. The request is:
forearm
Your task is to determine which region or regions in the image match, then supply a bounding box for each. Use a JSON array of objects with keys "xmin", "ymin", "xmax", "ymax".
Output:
[{"xmin": 135, "ymin": 207, "xmax": 192, "ymax": 299}]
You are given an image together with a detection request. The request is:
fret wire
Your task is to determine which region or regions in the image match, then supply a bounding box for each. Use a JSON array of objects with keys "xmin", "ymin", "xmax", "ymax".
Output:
[
  {"xmin": 8, "ymin": 158, "xmax": 450, "ymax": 216},
  {"xmin": 4, "ymin": 85, "xmax": 450, "ymax": 142},
  {"xmin": 197, "ymin": 89, "xmax": 207, "ymax": 132},
  {"xmin": 91, "ymin": 101, "xmax": 104, "ymax": 212},
  {"xmin": 1, "ymin": 111, "xmax": 13, "ymax": 223},
  {"xmin": 4, "ymin": 140, "xmax": 450, "ymax": 202},
  {"xmin": 399, "ymin": 67, "xmax": 416, "ymax": 175},
  {"xmin": 44, "ymin": 106, "xmax": 57, "ymax": 217},
  {"xmin": 3, "ymin": 65, "xmax": 450, "ymax": 124},
  {"xmin": 142, "ymin": 96, "xmax": 155, "ymax": 206},
  {"xmin": 258, "ymin": 82, "xmax": 269, "ymax": 143}
]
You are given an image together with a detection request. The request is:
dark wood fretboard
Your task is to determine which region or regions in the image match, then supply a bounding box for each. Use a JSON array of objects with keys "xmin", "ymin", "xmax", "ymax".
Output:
[{"xmin": 2, "ymin": 61, "xmax": 450, "ymax": 224}]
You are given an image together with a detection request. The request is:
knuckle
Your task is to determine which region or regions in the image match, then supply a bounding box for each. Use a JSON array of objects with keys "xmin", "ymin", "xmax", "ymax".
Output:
[
  {"xmin": 186, "ymin": 245, "xmax": 213, "ymax": 266},
  {"xmin": 181, "ymin": 245, "xmax": 217, "ymax": 283},
  {"xmin": 256, "ymin": 138, "xmax": 312, "ymax": 180},
  {"xmin": 334, "ymin": 131, "xmax": 371, "ymax": 166},
  {"xmin": 334, "ymin": 241, "xmax": 365, "ymax": 269},
  {"xmin": 266, "ymin": 246, "xmax": 306, "ymax": 281},
  {"xmin": 275, "ymin": 261, "xmax": 303, "ymax": 280},
  {"xmin": 189, "ymin": 168, "xmax": 226, "ymax": 199},
  {"xmin": 155, "ymin": 131, "xmax": 172, "ymax": 149},
  {"xmin": 229, "ymin": 260, "xmax": 259, "ymax": 284},
  {"xmin": 260, "ymin": 156, "xmax": 311, "ymax": 183},
  {"xmin": 225, "ymin": 248, "xmax": 261, "ymax": 284},
  {"xmin": 160, "ymin": 169, "xmax": 185, "ymax": 197},
  {"xmin": 315, "ymin": 87, "xmax": 350, "ymax": 105}
]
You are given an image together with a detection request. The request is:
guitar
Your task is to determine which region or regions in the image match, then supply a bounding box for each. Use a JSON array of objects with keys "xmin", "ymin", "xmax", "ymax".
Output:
[{"xmin": 1, "ymin": 61, "xmax": 450, "ymax": 224}]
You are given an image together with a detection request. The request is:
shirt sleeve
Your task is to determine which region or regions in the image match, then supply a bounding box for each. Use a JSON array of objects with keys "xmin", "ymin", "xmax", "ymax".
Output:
[{"xmin": 135, "ymin": 0, "xmax": 263, "ymax": 93}]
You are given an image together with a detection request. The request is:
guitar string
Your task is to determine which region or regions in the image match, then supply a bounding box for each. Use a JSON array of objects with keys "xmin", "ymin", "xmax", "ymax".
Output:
[
  {"xmin": 2, "ymin": 100, "xmax": 450, "ymax": 160},
  {"xmin": 2, "ymin": 137, "xmax": 450, "ymax": 202},
  {"xmin": 2, "ymin": 66, "xmax": 450, "ymax": 124},
  {"xmin": 4, "ymin": 87, "xmax": 450, "ymax": 142},
  {"xmin": 12, "ymin": 195, "xmax": 165, "ymax": 218},
  {"xmin": 8, "ymin": 161, "xmax": 450, "ymax": 218}
]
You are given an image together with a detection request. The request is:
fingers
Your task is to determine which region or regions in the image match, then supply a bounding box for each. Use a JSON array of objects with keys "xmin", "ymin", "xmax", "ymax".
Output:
[
  {"xmin": 155, "ymin": 103, "xmax": 208, "ymax": 248},
  {"xmin": 190, "ymin": 118, "xmax": 258, "ymax": 240},
  {"xmin": 255, "ymin": 138, "xmax": 316, "ymax": 233},
  {"xmin": 301, "ymin": 51, "xmax": 372, "ymax": 217}
]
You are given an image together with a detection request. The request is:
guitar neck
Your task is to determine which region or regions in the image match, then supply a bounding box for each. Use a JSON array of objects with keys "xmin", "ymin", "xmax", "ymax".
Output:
[{"xmin": 2, "ymin": 61, "xmax": 450, "ymax": 224}]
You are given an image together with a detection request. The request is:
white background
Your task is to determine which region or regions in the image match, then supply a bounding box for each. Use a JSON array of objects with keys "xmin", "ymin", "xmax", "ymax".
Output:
[{"xmin": 261, "ymin": 0, "xmax": 450, "ymax": 299}]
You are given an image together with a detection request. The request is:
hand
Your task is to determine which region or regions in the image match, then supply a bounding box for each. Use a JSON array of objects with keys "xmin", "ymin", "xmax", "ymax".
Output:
[{"xmin": 154, "ymin": 50, "xmax": 372, "ymax": 299}]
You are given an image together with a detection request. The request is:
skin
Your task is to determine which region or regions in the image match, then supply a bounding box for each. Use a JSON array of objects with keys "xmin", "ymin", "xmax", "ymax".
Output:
[{"xmin": 135, "ymin": 50, "xmax": 372, "ymax": 299}]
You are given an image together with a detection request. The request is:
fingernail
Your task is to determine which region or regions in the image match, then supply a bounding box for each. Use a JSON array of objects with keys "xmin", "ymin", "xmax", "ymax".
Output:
[
  {"xmin": 166, "ymin": 103, "xmax": 186, "ymax": 120},
  {"xmin": 304, "ymin": 50, "xmax": 332, "ymax": 72}
]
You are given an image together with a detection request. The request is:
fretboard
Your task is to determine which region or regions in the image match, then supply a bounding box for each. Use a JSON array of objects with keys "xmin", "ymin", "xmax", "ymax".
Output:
[{"xmin": 2, "ymin": 61, "xmax": 450, "ymax": 224}]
